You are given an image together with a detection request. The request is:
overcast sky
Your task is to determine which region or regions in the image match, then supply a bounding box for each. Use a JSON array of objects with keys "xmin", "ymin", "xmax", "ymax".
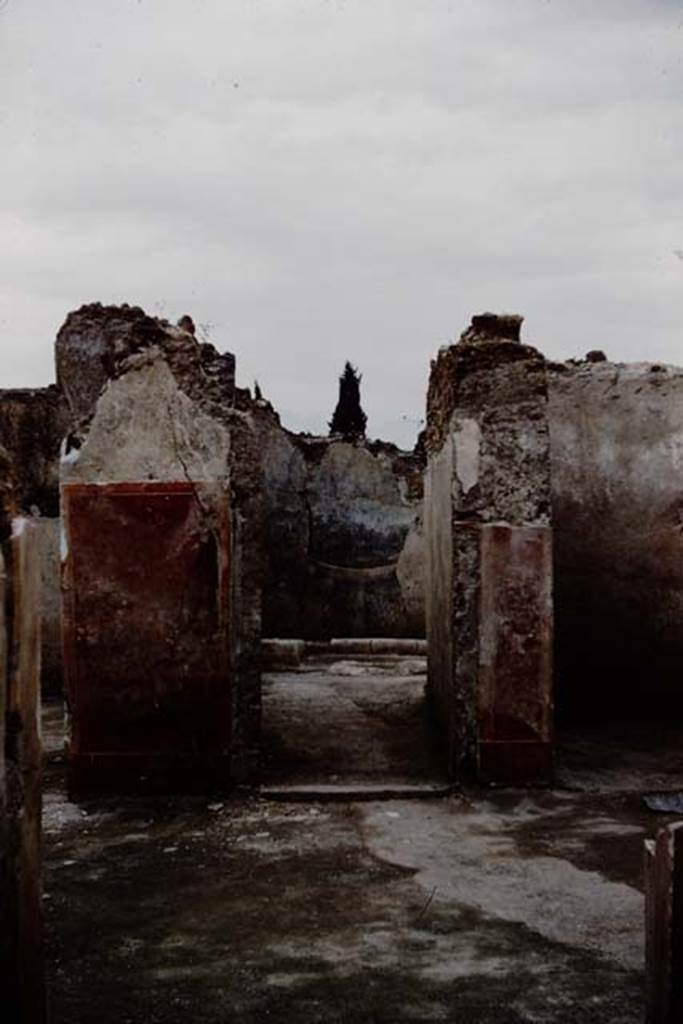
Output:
[{"xmin": 2, "ymin": 0, "xmax": 682, "ymax": 446}]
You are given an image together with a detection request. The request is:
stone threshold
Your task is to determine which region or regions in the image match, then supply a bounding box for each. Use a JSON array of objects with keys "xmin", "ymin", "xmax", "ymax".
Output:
[{"xmin": 259, "ymin": 782, "xmax": 454, "ymax": 802}]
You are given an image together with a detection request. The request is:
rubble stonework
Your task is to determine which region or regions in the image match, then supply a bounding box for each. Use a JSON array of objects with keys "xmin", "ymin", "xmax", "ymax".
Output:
[
  {"xmin": 60, "ymin": 308, "xmax": 261, "ymax": 792},
  {"xmin": 425, "ymin": 314, "xmax": 554, "ymax": 784},
  {"xmin": 55, "ymin": 302, "xmax": 236, "ymax": 425}
]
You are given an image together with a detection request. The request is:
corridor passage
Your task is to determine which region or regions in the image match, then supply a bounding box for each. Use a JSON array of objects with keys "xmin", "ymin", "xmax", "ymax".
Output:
[{"xmin": 260, "ymin": 651, "xmax": 447, "ymax": 796}]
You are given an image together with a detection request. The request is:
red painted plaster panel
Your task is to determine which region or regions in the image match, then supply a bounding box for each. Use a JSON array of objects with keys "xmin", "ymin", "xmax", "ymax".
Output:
[
  {"xmin": 478, "ymin": 524, "xmax": 553, "ymax": 785},
  {"xmin": 62, "ymin": 482, "xmax": 231, "ymax": 792}
]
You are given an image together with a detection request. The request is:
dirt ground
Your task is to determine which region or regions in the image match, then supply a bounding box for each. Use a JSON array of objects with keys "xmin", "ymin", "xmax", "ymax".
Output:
[{"xmin": 41, "ymin": 656, "xmax": 683, "ymax": 1023}]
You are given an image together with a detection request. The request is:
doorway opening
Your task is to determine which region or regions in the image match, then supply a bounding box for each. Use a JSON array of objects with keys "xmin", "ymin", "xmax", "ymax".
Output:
[{"xmin": 259, "ymin": 639, "xmax": 449, "ymax": 798}]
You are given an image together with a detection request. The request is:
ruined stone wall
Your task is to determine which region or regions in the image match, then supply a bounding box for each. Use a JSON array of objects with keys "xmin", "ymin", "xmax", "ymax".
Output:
[
  {"xmin": 548, "ymin": 360, "xmax": 683, "ymax": 719},
  {"xmin": 56, "ymin": 303, "xmax": 236, "ymax": 424},
  {"xmin": 0, "ymin": 390, "xmax": 69, "ymax": 694},
  {"xmin": 59, "ymin": 306, "xmax": 261, "ymax": 791},
  {"xmin": 0, "ymin": 387, "xmax": 69, "ymax": 516},
  {"xmin": 425, "ymin": 315, "xmax": 554, "ymax": 783},
  {"xmin": 257, "ymin": 416, "xmax": 425, "ymax": 640},
  {"xmin": 2, "ymin": 300, "xmax": 425, "ymax": 697},
  {"xmin": 10, "ymin": 298, "xmax": 683, "ymax": 735},
  {"xmin": 425, "ymin": 321, "xmax": 683, "ymax": 730}
]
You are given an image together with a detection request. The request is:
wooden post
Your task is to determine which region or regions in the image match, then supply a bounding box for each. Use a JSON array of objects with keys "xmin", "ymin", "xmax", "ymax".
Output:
[
  {"xmin": 645, "ymin": 822, "xmax": 683, "ymax": 1022},
  {"xmin": 1, "ymin": 519, "xmax": 46, "ymax": 1023}
]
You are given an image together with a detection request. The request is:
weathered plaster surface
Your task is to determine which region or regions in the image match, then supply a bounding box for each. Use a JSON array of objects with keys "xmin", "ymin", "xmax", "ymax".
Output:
[
  {"xmin": 61, "ymin": 361, "xmax": 231, "ymax": 487},
  {"xmin": 395, "ymin": 515, "xmax": 425, "ymax": 628},
  {"xmin": 478, "ymin": 523, "xmax": 553, "ymax": 784},
  {"xmin": 260, "ymin": 425, "xmax": 425, "ymax": 639},
  {"xmin": 452, "ymin": 417, "xmax": 481, "ymax": 495},
  {"xmin": 309, "ymin": 443, "xmax": 416, "ymax": 566},
  {"xmin": 60, "ymin": 324, "xmax": 262, "ymax": 792},
  {"xmin": 62, "ymin": 481, "xmax": 233, "ymax": 793},
  {"xmin": 548, "ymin": 360, "xmax": 683, "ymax": 718},
  {"xmin": 425, "ymin": 317, "xmax": 553, "ymax": 782}
]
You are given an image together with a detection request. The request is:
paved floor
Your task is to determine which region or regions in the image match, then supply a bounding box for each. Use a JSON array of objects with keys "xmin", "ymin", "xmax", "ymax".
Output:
[
  {"xmin": 41, "ymin": 658, "xmax": 683, "ymax": 1023},
  {"xmin": 261, "ymin": 655, "xmax": 446, "ymax": 795}
]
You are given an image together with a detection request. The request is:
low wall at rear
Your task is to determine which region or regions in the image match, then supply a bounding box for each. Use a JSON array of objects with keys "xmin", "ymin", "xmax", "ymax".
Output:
[{"xmin": 259, "ymin": 423, "xmax": 426, "ymax": 640}]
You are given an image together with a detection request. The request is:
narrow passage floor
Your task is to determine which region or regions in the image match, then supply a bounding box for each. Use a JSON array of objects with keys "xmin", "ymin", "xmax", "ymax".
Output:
[{"xmin": 260, "ymin": 652, "xmax": 447, "ymax": 796}]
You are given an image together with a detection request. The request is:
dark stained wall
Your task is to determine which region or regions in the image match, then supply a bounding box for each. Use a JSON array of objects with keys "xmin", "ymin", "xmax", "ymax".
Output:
[
  {"xmin": 259, "ymin": 421, "xmax": 425, "ymax": 640},
  {"xmin": 0, "ymin": 387, "xmax": 69, "ymax": 517},
  {"xmin": 548, "ymin": 360, "xmax": 683, "ymax": 720}
]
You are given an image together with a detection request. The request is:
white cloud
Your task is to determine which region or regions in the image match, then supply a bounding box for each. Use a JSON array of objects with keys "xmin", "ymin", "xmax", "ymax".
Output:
[{"xmin": 1, "ymin": 0, "xmax": 682, "ymax": 445}]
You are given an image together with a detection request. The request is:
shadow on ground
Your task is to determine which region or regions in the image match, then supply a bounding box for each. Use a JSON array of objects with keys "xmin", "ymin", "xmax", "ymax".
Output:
[{"xmin": 41, "ymin": 659, "xmax": 683, "ymax": 1023}]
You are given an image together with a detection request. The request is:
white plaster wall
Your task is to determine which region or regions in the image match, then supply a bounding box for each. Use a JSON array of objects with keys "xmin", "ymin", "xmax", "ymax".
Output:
[{"xmin": 62, "ymin": 361, "xmax": 231, "ymax": 486}]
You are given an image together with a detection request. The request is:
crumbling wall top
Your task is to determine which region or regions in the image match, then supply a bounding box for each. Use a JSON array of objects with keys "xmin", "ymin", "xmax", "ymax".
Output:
[
  {"xmin": 56, "ymin": 302, "xmax": 236, "ymax": 425},
  {"xmin": 463, "ymin": 312, "xmax": 523, "ymax": 343},
  {"xmin": 425, "ymin": 313, "xmax": 545, "ymax": 457}
]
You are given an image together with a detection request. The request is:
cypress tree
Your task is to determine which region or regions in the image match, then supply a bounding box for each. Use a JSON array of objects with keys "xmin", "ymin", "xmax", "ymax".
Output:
[{"xmin": 329, "ymin": 361, "xmax": 367, "ymax": 439}]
